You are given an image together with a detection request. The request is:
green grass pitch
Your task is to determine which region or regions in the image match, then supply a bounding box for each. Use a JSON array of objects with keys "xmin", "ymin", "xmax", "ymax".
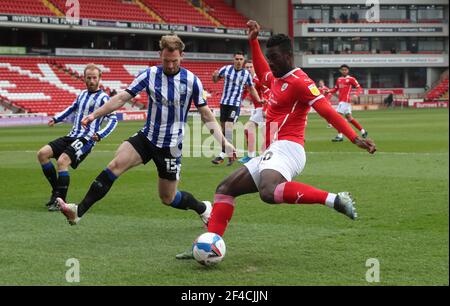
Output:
[{"xmin": 0, "ymin": 108, "xmax": 448, "ymax": 285}]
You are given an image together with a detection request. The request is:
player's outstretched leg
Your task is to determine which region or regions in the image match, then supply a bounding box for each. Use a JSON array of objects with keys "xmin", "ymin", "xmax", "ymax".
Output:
[
  {"xmin": 176, "ymin": 167, "xmax": 258, "ymax": 260},
  {"xmin": 58, "ymin": 167, "xmax": 118, "ymax": 225},
  {"xmin": 159, "ymin": 179, "xmax": 212, "ymax": 227},
  {"xmin": 58, "ymin": 141, "xmax": 142, "ymax": 225},
  {"xmin": 270, "ymin": 179, "xmax": 357, "ymax": 220}
]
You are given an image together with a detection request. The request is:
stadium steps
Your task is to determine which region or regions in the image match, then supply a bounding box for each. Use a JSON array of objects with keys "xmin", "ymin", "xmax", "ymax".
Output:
[
  {"xmin": 41, "ymin": 0, "xmax": 64, "ymax": 17},
  {"xmin": 134, "ymin": 0, "xmax": 166, "ymax": 24},
  {"xmin": 425, "ymin": 72, "xmax": 449, "ymax": 101},
  {"xmin": 192, "ymin": 0, "xmax": 223, "ymax": 27}
]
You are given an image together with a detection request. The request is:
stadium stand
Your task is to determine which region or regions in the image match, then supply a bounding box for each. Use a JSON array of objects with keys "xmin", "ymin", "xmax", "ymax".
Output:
[
  {"xmin": 0, "ymin": 0, "xmax": 56, "ymax": 17},
  {"xmin": 49, "ymin": 0, "xmax": 160, "ymax": 23},
  {"xmin": 425, "ymin": 77, "xmax": 449, "ymax": 101},
  {"xmin": 0, "ymin": 0, "xmax": 248, "ymax": 27},
  {"xmin": 141, "ymin": 0, "xmax": 216, "ymax": 27},
  {"xmin": 202, "ymin": 0, "xmax": 249, "ymax": 28},
  {"xmin": 0, "ymin": 57, "xmax": 226, "ymax": 115}
]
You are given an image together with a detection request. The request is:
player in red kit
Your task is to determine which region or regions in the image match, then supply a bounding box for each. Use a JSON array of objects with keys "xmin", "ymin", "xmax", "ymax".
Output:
[
  {"xmin": 176, "ymin": 21, "xmax": 376, "ymax": 259},
  {"xmin": 239, "ymin": 60, "xmax": 271, "ymax": 164},
  {"xmin": 326, "ymin": 64, "xmax": 367, "ymax": 142}
]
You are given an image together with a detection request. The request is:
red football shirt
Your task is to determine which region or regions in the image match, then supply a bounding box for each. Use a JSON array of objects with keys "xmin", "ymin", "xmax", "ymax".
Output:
[
  {"xmin": 329, "ymin": 76, "xmax": 363, "ymax": 103},
  {"xmin": 250, "ymin": 38, "xmax": 358, "ymax": 147},
  {"xmin": 259, "ymin": 68, "xmax": 325, "ymax": 147},
  {"xmin": 250, "ymin": 41, "xmax": 325, "ymax": 147}
]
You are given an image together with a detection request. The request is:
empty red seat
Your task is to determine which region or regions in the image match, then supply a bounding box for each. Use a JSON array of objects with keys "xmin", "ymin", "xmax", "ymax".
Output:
[{"xmin": 1, "ymin": 56, "xmax": 230, "ymax": 113}]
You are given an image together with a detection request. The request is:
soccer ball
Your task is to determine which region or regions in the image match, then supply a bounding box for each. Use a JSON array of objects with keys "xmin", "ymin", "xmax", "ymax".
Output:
[{"xmin": 192, "ymin": 232, "xmax": 226, "ymax": 266}]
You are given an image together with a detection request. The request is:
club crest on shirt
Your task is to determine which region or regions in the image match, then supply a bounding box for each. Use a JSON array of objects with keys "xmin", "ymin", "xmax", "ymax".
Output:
[
  {"xmin": 308, "ymin": 84, "xmax": 321, "ymax": 96},
  {"xmin": 281, "ymin": 83, "xmax": 289, "ymax": 91},
  {"xmin": 179, "ymin": 83, "xmax": 187, "ymax": 95},
  {"xmin": 88, "ymin": 98, "xmax": 98, "ymax": 109}
]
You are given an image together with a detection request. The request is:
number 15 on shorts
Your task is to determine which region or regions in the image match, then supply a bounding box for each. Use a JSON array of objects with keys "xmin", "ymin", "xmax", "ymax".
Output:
[{"xmin": 165, "ymin": 158, "xmax": 179, "ymax": 173}]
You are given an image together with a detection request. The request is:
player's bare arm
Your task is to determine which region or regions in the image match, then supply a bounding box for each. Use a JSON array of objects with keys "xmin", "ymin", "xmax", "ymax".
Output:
[
  {"xmin": 198, "ymin": 106, "xmax": 236, "ymax": 157},
  {"xmin": 48, "ymin": 118, "xmax": 55, "ymax": 127},
  {"xmin": 313, "ymin": 99, "xmax": 376, "ymax": 154},
  {"xmin": 82, "ymin": 91, "xmax": 132, "ymax": 127}
]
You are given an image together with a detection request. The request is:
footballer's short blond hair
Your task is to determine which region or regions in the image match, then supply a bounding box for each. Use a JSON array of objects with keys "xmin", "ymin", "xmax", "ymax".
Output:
[
  {"xmin": 84, "ymin": 63, "xmax": 102, "ymax": 78},
  {"xmin": 159, "ymin": 34, "xmax": 185, "ymax": 53}
]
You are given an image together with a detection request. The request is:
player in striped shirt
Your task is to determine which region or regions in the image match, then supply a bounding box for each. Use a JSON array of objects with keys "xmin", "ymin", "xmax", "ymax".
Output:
[
  {"xmin": 211, "ymin": 51, "xmax": 263, "ymax": 166},
  {"xmin": 325, "ymin": 65, "xmax": 368, "ymax": 142},
  {"xmin": 57, "ymin": 35, "xmax": 235, "ymax": 226},
  {"xmin": 37, "ymin": 64, "xmax": 118, "ymax": 211}
]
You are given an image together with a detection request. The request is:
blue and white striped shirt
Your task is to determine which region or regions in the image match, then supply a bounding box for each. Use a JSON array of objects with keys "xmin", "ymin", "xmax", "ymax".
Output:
[
  {"xmin": 126, "ymin": 66, "xmax": 207, "ymax": 148},
  {"xmin": 218, "ymin": 65, "xmax": 254, "ymax": 107},
  {"xmin": 53, "ymin": 89, "xmax": 118, "ymax": 140}
]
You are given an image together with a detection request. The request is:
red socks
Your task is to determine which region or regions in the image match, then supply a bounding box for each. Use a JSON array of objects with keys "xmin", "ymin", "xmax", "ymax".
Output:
[
  {"xmin": 274, "ymin": 182, "xmax": 330, "ymax": 205},
  {"xmin": 208, "ymin": 184, "xmax": 336, "ymax": 237},
  {"xmin": 207, "ymin": 194, "xmax": 235, "ymax": 237},
  {"xmin": 350, "ymin": 118, "xmax": 363, "ymax": 131}
]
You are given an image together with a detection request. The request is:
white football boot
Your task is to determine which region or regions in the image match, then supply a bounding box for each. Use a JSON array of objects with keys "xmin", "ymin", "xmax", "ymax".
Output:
[
  {"xmin": 56, "ymin": 198, "xmax": 81, "ymax": 225},
  {"xmin": 199, "ymin": 201, "xmax": 212, "ymax": 228},
  {"xmin": 334, "ymin": 192, "xmax": 358, "ymax": 220}
]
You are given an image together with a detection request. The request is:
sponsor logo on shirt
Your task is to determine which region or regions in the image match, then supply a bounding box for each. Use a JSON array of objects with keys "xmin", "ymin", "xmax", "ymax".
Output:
[{"xmin": 308, "ymin": 84, "xmax": 321, "ymax": 96}]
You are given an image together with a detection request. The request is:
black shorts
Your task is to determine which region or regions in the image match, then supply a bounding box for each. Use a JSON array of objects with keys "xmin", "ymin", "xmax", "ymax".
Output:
[
  {"xmin": 48, "ymin": 136, "xmax": 94, "ymax": 169},
  {"xmin": 220, "ymin": 104, "xmax": 240, "ymax": 123},
  {"xmin": 126, "ymin": 131, "xmax": 181, "ymax": 181}
]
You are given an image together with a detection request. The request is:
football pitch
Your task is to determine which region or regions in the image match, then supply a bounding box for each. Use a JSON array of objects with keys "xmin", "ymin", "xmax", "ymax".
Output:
[{"xmin": 0, "ymin": 108, "xmax": 448, "ymax": 285}]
